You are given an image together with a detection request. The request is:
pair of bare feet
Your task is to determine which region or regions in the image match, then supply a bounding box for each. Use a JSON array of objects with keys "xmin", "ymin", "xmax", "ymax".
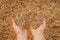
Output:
[{"xmin": 12, "ymin": 19, "xmax": 46, "ymax": 40}]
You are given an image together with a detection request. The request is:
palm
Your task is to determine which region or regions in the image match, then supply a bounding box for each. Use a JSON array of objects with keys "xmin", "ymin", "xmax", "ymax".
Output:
[
  {"xmin": 12, "ymin": 19, "xmax": 27, "ymax": 40},
  {"xmin": 31, "ymin": 19, "xmax": 46, "ymax": 40}
]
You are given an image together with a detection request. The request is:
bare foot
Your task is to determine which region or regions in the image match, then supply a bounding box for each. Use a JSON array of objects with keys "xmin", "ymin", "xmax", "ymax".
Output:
[
  {"xmin": 12, "ymin": 19, "xmax": 27, "ymax": 40},
  {"xmin": 31, "ymin": 19, "xmax": 46, "ymax": 40}
]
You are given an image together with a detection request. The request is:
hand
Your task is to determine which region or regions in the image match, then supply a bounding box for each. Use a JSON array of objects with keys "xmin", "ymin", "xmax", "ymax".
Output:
[
  {"xmin": 12, "ymin": 19, "xmax": 27, "ymax": 40},
  {"xmin": 31, "ymin": 19, "xmax": 46, "ymax": 40}
]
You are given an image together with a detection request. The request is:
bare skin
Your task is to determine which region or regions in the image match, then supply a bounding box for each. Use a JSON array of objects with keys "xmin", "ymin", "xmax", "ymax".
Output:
[
  {"xmin": 31, "ymin": 19, "xmax": 46, "ymax": 40},
  {"xmin": 12, "ymin": 19, "xmax": 46, "ymax": 40},
  {"xmin": 12, "ymin": 19, "xmax": 27, "ymax": 40}
]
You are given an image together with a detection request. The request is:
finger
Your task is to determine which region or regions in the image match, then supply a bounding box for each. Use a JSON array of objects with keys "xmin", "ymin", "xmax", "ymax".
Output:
[
  {"xmin": 31, "ymin": 26, "xmax": 38, "ymax": 35},
  {"xmin": 37, "ymin": 19, "xmax": 46, "ymax": 32},
  {"xmin": 30, "ymin": 27, "xmax": 34, "ymax": 33},
  {"xmin": 12, "ymin": 19, "xmax": 23, "ymax": 34}
]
